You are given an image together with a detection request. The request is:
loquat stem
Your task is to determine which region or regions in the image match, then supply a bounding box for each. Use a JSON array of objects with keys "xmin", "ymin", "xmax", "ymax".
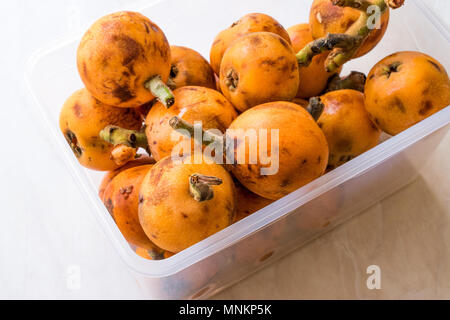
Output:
[
  {"xmin": 144, "ymin": 75, "xmax": 175, "ymax": 108},
  {"xmin": 146, "ymin": 248, "xmax": 166, "ymax": 260},
  {"xmin": 326, "ymin": 71, "xmax": 367, "ymax": 93},
  {"xmin": 189, "ymin": 174, "xmax": 223, "ymax": 202},
  {"xmin": 296, "ymin": 34, "xmax": 361, "ymax": 67},
  {"xmin": 169, "ymin": 116, "xmax": 223, "ymax": 147},
  {"xmin": 326, "ymin": 47, "xmax": 359, "ymax": 72},
  {"xmin": 100, "ymin": 126, "xmax": 148, "ymax": 149},
  {"xmin": 307, "ymin": 97, "xmax": 325, "ymax": 121},
  {"xmin": 325, "ymin": 3, "xmax": 372, "ymax": 72}
]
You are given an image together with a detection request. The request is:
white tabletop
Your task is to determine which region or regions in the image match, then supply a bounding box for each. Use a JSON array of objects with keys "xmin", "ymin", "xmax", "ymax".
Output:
[{"xmin": 1, "ymin": 0, "xmax": 449, "ymax": 299}]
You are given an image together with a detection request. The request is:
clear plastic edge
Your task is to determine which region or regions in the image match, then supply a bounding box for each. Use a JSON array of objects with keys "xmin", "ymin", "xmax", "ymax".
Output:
[{"xmin": 24, "ymin": 0, "xmax": 450, "ymax": 278}]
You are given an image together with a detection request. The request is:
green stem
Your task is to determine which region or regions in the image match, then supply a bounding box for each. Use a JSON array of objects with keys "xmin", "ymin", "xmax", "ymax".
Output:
[
  {"xmin": 189, "ymin": 174, "xmax": 223, "ymax": 202},
  {"xmin": 100, "ymin": 126, "xmax": 148, "ymax": 149},
  {"xmin": 296, "ymin": 34, "xmax": 361, "ymax": 67},
  {"xmin": 326, "ymin": 71, "xmax": 367, "ymax": 93},
  {"xmin": 169, "ymin": 116, "xmax": 223, "ymax": 147},
  {"xmin": 326, "ymin": 47, "xmax": 358, "ymax": 72},
  {"xmin": 306, "ymin": 97, "xmax": 325, "ymax": 121},
  {"xmin": 145, "ymin": 76, "xmax": 175, "ymax": 108}
]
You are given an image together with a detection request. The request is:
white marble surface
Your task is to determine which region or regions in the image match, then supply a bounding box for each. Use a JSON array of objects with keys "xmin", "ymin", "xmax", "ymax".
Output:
[{"xmin": 0, "ymin": 0, "xmax": 449, "ymax": 299}]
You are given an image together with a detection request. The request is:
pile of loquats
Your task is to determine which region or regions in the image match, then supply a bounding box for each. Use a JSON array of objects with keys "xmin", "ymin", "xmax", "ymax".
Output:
[{"xmin": 59, "ymin": 0, "xmax": 450, "ymax": 260}]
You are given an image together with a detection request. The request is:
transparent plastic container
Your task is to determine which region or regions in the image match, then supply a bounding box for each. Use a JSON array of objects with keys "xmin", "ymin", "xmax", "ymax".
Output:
[{"xmin": 25, "ymin": 0, "xmax": 450, "ymax": 299}]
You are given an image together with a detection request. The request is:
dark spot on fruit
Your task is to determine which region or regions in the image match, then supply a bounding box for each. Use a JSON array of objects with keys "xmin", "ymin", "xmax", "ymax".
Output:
[
  {"xmin": 182, "ymin": 213, "xmax": 188, "ymax": 219},
  {"xmin": 392, "ymin": 97, "xmax": 406, "ymax": 113},
  {"xmin": 151, "ymin": 234, "xmax": 158, "ymax": 240},
  {"xmin": 290, "ymin": 62, "xmax": 298, "ymax": 72},
  {"xmin": 73, "ymin": 103, "xmax": 83, "ymax": 118},
  {"xmin": 419, "ymin": 100, "xmax": 433, "ymax": 116},
  {"xmin": 104, "ymin": 198, "xmax": 114, "ymax": 216},
  {"xmin": 215, "ymin": 99, "xmax": 225, "ymax": 106},
  {"xmin": 250, "ymin": 35, "xmax": 262, "ymax": 46},
  {"xmin": 317, "ymin": 156, "xmax": 322, "ymax": 164},
  {"xmin": 143, "ymin": 22, "xmax": 150, "ymax": 34},
  {"xmin": 138, "ymin": 196, "xmax": 144, "ymax": 204},
  {"xmin": 128, "ymin": 64, "xmax": 136, "ymax": 76},
  {"xmin": 277, "ymin": 62, "xmax": 291, "ymax": 74},
  {"xmin": 282, "ymin": 148, "xmax": 291, "ymax": 156},
  {"xmin": 280, "ymin": 179, "xmax": 291, "ymax": 188},
  {"xmin": 370, "ymin": 120, "xmax": 379, "ymax": 131},
  {"xmin": 182, "ymin": 87, "xmax": 199, "ymax": 92},
  {"xmin": 113, "ymin": 84, "xmax": 135, "ymax": 103},
  {"xmin": 427, "ymin": 60, "xmax": 441, "ymax": 72},
  {"xmin": 336, "ymin": 139, "xmax": 353, "ymax": 152},
  {"xmin": 225, "ymin": 200, "xmax": 233, "ymax": 213},
  {"xmin": 112, "ymin": 35, "xmax": 143, "ymax": 66},
  {"xmin": 369, "ymin": 74, "xmax": 375, "ymax": 80},
  {"xmin": 261, "ymin": 59, "xmax": 277, "ymax": 67},
  {"xmin": 83, "ymin": 63, "xmax": 90, "ymax": 81},
  {"xmin": 278, "ymin": 37, "xmax": 290, "ymax": 50}
]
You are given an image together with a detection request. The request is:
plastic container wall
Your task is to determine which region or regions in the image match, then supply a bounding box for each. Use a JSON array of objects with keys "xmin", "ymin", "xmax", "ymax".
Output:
[{"xmin": 25, "ymin": 0, "xmax": 450, "ymax": 299}]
